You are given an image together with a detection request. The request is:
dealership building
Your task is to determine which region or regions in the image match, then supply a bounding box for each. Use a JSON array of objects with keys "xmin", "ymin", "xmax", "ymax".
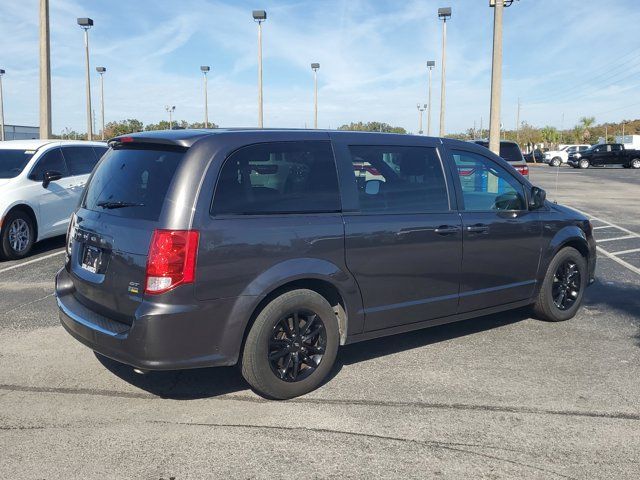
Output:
[{"xmin": 2, "ymin": 124, "xmax": 39, "ymax": 140}]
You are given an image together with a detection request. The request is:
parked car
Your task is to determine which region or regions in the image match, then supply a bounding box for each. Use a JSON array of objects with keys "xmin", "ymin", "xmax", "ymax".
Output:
[
  {"xmin": 544, "ymin": 145, "xmax": 590, "ymax": 167},
  {"xmin": 0, "ymin": 140, "xmax": 108, "ymax": 259},
  {"xmin": 524, "ymin": 148, "xmax": 545, "ymax": 163},
  {"xmin": 472, "ymin": 140, "xmax": 529, "ymax": 178},
  {"xmin": 56, "ymin": 129, "xmax": 596, "ymax": 399},
  {"xmin": 567, "ymin": 143, "xmax": 640, "ymax": 169}
]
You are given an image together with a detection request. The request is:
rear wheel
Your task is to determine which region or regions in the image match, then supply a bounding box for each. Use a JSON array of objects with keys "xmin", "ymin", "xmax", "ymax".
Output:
[
  {"xmin": 630, "ymin": 158, "xmax": 640, "ymax": 169},
  {"xmin": 532, "ymin": 247, "xmax": 587, "ymax": 322},
  {"xmin": 550, "ymin": 157, "xmax": 561, "ymax": 167},
  {"xmin": 241, "ymin": 289, "xmax": 339, "ymax": 399},
  {"xmin": 579, "ymin": 159, "xmax": 590, "ymax": 169},
  {"xmin": 1, "ymin": 210, "xmax": 35, "ymax": 260}
]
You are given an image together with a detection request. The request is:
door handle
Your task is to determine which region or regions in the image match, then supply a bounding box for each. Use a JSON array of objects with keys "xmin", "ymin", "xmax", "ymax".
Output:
[
  {"xmin": 434, "ymin": 225, "xmax": 460, "ymax": 235},
  {"xmin": 466, "ymin": 224, "xmax": 489, "ymax": 234}
]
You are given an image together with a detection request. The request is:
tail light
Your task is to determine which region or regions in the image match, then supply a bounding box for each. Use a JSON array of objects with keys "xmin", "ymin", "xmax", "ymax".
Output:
[
  {"xmin": 145, "ymin": 230, "xmax": 199, "ymax": 294},
  {"xmin": 66, "ymin": 213, "xmax": 77, "ymax": 257},
  {"xmin": 515, "ymin": 165, "xmax": 529, "ymax": 176}
]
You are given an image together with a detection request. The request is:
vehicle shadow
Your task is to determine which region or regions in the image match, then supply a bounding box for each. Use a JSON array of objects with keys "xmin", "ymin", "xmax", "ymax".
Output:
[{"xmin": 97, "ymin": 279, "xmax": 640, "ymax": 400}]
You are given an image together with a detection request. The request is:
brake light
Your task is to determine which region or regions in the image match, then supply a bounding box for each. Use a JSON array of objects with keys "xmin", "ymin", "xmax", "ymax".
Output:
[
  {"xmin": 145, "ymin": 230, "xmax": 199, "ymax": 294},
  {"xmin": 120, "ymin": 136, "xmax": 134, "ymax": 143},
  {"xmin": 516, "ymin": 165, "xmax": 529, "ymax": 176},
  {"xmin": 66, "ymin": 213, "xmax": 77, "ymax": 256}
]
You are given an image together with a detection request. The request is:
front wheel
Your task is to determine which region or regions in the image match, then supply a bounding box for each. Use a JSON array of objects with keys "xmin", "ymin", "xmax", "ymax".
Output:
[
  {"xmin": 1, "ymin": 210, "xmax": 35, "ymax": 260},
  {"xmin": 241, "ymin": 289, "xmax": 340, "ymax": 399},
  {"xmin": 578, "ymin": 159, "xmax": 590, "ymax": 169},
  {"xmin": 550, "ymin": 157, "xmax": 561, "ymax": 167},
  {"xmin": 630, "ymin": 158, "xmax": 640, "ymax": 169},
  {"xmin": 532, "ymin": 247, "xmax": 587, "ymax": 322}
]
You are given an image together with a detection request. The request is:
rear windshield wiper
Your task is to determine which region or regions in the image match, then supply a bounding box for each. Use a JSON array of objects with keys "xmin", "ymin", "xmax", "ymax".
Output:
[{"xmin": 96, "ymin": 200, "xmax": 145, "ymax": 209}]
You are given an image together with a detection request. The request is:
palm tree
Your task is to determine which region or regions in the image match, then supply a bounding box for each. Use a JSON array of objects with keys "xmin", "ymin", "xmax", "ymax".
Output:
[{"xmin": 579, "ymin": 116, "xmax": 596, "ymax": 142}]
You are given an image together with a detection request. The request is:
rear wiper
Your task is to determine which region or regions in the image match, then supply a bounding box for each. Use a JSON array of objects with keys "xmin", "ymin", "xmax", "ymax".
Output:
[{"xmin": 96, "ymin": 200, "xmax": 145, "ymax": 209}]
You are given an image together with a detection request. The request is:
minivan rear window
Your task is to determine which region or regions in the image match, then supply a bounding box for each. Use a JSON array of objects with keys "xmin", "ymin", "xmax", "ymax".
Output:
[
  {"xmin": 83, "ymin": 146, "xmax": 184, "ymax": 221},
  {"xmin": 476, "ymin": 141, "xmax": 524, "ymax": 163}
]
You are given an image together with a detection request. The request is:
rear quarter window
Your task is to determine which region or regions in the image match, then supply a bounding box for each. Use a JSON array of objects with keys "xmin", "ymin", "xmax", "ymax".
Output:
[{"xmin": 83, "ymin": 146, "xmax": 185, "ymax": 221}]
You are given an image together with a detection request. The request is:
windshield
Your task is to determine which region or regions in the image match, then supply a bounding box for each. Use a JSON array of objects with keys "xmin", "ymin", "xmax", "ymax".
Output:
[
  {"xmin": 0, "ymin": 150, "xmax": 35, "ymax": 179},
  {"xmin": 82, "ymin": 146, "xmax": 185, "ymax": 221}
]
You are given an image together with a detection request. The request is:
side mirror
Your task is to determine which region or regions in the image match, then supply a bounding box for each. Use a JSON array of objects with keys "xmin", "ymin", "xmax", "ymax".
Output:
[
  {"xmin": 364, "ymin": 180, "xmax": 381, "ymax": 195},
  {"xmin": 42, "ymin": 170, "xmax": 62, "ymax": 188},
  {"xmin": 529, "ymin": 186, "xmax": 546, "ymax": 210}
]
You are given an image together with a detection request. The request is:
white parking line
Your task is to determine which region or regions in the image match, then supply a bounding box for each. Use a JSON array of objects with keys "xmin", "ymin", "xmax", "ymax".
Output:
[
  {"xmin": 0, "ymin": 250, "xmax": 65, "ymax": 275},
  {"xmin": 567, "ymin": 206, "xmax": 640, "ymax": 276},
  {"xmin": 593, "ymin": 225, "xmax": 614, "ymax": 230},
  {"xmin": 597, "ymin": 235, "xmax": 637, "ymax": 243},
  {"xmin": 610, "ymin": 247, "xmax": 640, "ymax": 256}
]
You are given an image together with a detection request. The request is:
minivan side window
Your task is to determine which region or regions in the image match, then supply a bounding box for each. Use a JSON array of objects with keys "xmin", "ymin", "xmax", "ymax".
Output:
[
  {"xmin": 28, "ymin": 148, "xmax": 69, "ymax": 181},
  {"xmin": 212, "ymin": 141, "xmax": 340, "ymax": 215},
  {"xmin": 62, "ymin": 146, "xmax": 99, "ymax": 176},
  {"xmin": 348, "ymin": 145, "xmax": 449, "ymax": 213},
  {"xmin": 452, "ymin": 150, "xmax": 526, "ymax": 211}
]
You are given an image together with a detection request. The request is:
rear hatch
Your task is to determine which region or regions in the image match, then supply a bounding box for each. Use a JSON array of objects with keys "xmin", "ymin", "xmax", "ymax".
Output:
[{"xmin": 67, "ymin": 144, "xmax": 186, "ymax": 323}]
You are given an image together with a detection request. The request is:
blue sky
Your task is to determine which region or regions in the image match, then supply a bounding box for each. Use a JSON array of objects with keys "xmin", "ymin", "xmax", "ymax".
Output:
[{"xmin": 1, "ymin": 0, "xmax": 639, "ymax": 134}]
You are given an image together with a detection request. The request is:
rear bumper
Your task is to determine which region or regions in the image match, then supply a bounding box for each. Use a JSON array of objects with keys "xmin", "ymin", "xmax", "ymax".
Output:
[{"xmin": 56, "ymin": 267, "xmax": 257, "ymax": 371}]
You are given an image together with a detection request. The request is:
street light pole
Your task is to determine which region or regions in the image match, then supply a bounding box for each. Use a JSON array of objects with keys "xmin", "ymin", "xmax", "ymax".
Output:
[
  {"xmin": 77, "ymin": 17, "xmax": 94, "ymax": 141},
  {"xmin": 438, "ymin": 8, "xmax": 451, "ymax": 138},
  {"xmin": 427, "ymin": 60, "xmax": 435, "ymax": 136},
  {"xmin": 311, "ymin": 63, "xmax": 320, "ymax": 129},
  {"xmin": 165, "ymin": 105, "xmax": 175, "ymax": 129},
  {"xmin": 96, "ymin": 67, "xmax": 106, "ymax": 140},
  {"xmin": 39, "ymin": 0, "xmax": 52, "ymax": 139},
  {"xmin": 253, "ymin": 10, "xmax": 267, "ymax": 128},
  {"xmin": 0, "ymin": 69, "xmax": 5, "ymax": 141},
  {"xmin": 200, "ymin": 66, "xmax": 210, "ymax": 128},
  {"xmin": 417, "ymin": 104, "xmax": 427, "ymax": 135}
]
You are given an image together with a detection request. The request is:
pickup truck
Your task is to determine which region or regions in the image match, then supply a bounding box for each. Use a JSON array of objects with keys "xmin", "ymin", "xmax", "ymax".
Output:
[
  {"xmin": 544, "ymin": 144, "xmax": 590, "ymax": 167},
  {"xmin": 567, "ymin": 143, "xmax": 640, "ymax": 169}
]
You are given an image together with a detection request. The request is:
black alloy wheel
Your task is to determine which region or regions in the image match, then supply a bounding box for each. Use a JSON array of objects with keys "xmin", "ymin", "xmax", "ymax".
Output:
[
  {"xmin": 268, "ymin": 310, "xmax": 327, "ymax": 382},
  {"xmin": 551, "ymin": 259, "xmax": 581, "ymax": 311}
]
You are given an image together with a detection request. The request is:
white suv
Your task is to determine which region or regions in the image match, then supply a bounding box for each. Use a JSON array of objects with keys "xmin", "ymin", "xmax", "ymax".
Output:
[
  {"xmin": 0, "ymin": 140, "xmax": 107, "ymax": 259},
  {"xmin": 544, "ymin": 145, "xmax": 590, "ymax": 167}
]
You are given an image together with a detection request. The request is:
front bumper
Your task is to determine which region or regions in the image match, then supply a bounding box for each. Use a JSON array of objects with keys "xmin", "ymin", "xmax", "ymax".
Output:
[{"xmin": 56, "ymin": 267, "xmax": 255, "ymax": 371}]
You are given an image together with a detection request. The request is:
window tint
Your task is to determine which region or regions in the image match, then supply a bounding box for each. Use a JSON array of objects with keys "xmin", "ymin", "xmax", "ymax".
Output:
[
  {"xmin": 62, "ymin": 146, "xmax": 99, "ymax": 176},
  {"xmin": 475, "ymin": 141, "xmax": 524, "ymax": 163},
  {"xmin": 0, "ymin": 150, "xmax": 34, "ymax": 179},
  {"xmin": 29, "ymin": 148, "xmax": 68, "ymax": 181},
  {"xmin": 213, "ymin": 141, "xmax": 340, "ymax": 215},
  {"xmin": 578, "ymin": 146, "xmax": 589, "ymax": 151},
  {"xmin": 452, "ymin": 150, "xmax": 526, "ymax": 211},
  {"xmin": 83, "ymin": 146, "xmax": 184, "ymax": 221},
  {"xmin": 348, "ymin": 145, "xmax": 448, "ymax": 213},
  {"xmin": 93, "ymin": 146, "xmax": 108, "ymax": 159},
  {"xmin": 611, "ymin": 144, "xmax": 622, "ymax": 151}
]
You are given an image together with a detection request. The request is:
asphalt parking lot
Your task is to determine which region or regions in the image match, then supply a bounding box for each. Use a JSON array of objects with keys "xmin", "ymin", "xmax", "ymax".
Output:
[{"xmin": 1, "ymin": 165, "xmax": 639, "ymax": 479}]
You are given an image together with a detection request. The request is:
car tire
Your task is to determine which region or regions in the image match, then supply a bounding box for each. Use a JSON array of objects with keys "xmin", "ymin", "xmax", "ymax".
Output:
[
  {"xmin": 241, "ymin": 289, "xmax": 340, "ymax": 399},
  {"xmin": 578, "ymin": 159, "xmax": 589, "ymax": 169},
  {"xmin": 0, "ymin": 209, "xmax": 35, "ymax": 260},
  {"xmin": 630, "ymin": 158, "xmax": 640, "ymax": 169},
  {"xmin": 532, "ymin": 247, "xmax": 587, "ymax": 322},
  {"xmin": 550, "ymin": 157, "xmax": 561, "ymax": 167}
]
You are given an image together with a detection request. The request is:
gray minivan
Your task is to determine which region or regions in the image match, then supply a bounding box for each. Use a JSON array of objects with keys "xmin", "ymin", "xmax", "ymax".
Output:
[{"xmin": 56, "ymin": 129, "xmax": 596, "ymax": 399}]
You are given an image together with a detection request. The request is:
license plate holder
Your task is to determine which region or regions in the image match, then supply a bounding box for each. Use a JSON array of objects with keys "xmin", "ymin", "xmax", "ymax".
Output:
[{"xmin": 81, "ymin": 245, "xmax": 102, "ymax": 274}]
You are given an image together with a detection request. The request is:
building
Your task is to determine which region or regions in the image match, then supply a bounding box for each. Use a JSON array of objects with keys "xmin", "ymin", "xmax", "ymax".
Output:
[{"xmin": 2, "ymin": 125, "xmax": 39, "ymax": 140}]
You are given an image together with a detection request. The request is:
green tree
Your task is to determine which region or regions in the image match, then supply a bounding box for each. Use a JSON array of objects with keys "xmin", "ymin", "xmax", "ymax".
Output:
[
  {"xmin": 578, "ymin": 116, "xmax": 596, "ymax": 142},
  {"xmin": 338, "ymin": 121, "xmax": 406, "ymax": 134},
  {"xmin": 144, "ymin": 120, "xmax": 172, "ymax": 131},
  {"xmin": 103, "ymin": 119, "xmax": 143, "ymax": 138},
  {"xmin": 540, "ymin": 125, "xmax": 559, "ymax": 146}
]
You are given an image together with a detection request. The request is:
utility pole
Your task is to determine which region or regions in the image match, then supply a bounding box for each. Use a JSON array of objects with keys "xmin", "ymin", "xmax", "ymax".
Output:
[
  {"xmin": 0, "ymin": 69, "xmax": 5, "ymax": 141},
  {"xmin": 438, "ymin": 8, "xmax": 451, "ymax": 137},
  {"xmin": 39, "ymin": 0, "xmax": 52, "ymax": 139},
  {"xmin": 516, "ymin": 97, "xmax": 521, "ymax": 143},
  {"xmin": 427, "ymin": 60, "xmax": 435, "ymax": 136}
]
